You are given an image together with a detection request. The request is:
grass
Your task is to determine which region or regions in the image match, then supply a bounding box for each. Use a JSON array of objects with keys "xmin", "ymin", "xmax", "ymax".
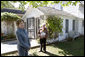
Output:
[
  {"xmin": 2, "ymin": 36, "xmax": 84, "ymax": 56},
  {"xmin": 29, "ymin": 36, "xmax": 84, "ymax": 56}
]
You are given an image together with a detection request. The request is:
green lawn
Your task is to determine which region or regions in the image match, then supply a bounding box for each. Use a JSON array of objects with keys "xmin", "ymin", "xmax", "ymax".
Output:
[
  {"xmin": 2, "ymin": 36, "xmax": 84, "ymax": 56},
  {"xmin": 29, "ymin": 36, "xmax": 84, "ymax": 56}
]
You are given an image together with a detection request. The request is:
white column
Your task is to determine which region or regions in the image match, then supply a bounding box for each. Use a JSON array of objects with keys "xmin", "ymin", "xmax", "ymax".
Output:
[
  {"xmin": 69, "ymin": 19, "xmax": 73, "ymax": 32},
  {"xmin": 62, "ymin": 18, "xmax": 65, "ymax": 35},
  {"xmin": 78, "ymin": 20, "xmax": 82, "ymax": 34},
  {"xmin": 58, "ymin": 18, "xmax": 66, "ymax": 41},
  {"xmin": 75, "ymin": 20, "xmax": 79, "ymax": 32}
]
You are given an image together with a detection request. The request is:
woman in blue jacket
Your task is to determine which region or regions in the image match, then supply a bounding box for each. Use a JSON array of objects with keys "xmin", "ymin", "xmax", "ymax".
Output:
[{"xmin": 16, "ymin": 19, "xmax": 30, "ymax": 56}]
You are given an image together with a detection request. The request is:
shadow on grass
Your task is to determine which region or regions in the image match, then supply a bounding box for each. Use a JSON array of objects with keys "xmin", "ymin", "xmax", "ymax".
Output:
[
  {"xmin": 43, "ymin": 51, "xmax": 58, "ymax": 56},
  {"xmin": 50, "ymin": 36, "xmax": 84, "ymax": 56},
  {"xmin": 32, "ymin": 51, "xmax": 58, "ymax": 56}
]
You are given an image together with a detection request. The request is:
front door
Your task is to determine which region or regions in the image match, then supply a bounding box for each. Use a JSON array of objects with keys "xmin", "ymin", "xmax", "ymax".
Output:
[{"xmin": 27, "ymin": 17, "xmax": 35, "ymax": 39}]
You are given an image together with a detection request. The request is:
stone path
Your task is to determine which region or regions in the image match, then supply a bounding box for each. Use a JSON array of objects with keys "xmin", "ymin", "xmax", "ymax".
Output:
[{"xmin": 1, "ymin": 39, "xmax": 39, "ymax": 54}]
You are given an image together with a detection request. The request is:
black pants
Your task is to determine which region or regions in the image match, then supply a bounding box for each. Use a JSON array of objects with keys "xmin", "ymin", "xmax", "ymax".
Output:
[{"xmin": 40, "ymin": 38, "xmax": 46, "ymax": 51}]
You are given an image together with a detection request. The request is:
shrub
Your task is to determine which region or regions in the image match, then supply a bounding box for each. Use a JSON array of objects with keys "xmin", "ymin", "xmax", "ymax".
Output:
[
  {"xmin": 1, "ymin": 12, "xmax": 20, "ymax": 21},
  {"xmin": 46, "ymin": 15, "xmax": 63, "ymax": 39},
  {"xmin": 1, "ymin": 33, "xmax": 4, "ymax": 40},
  {"xmin": 65, "ymin": 37, "xmax": 73, "ymax": 41},
  {"xmin": 3, "ymin": 33, "xmax": 16, "ymax": 40}
]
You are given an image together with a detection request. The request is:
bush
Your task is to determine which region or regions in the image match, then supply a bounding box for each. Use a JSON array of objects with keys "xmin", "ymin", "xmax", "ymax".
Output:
[
  {"xmin": 1, "ymin": 12, "xmax": 21, "ymax": 21},
  {"xmin": 65, "ymin": 37, "xmax": 73, "ymax": 41},
  {"xmin": 1, "ymin": 33, "xmax": 4, "ymax": 40},
  {"xmin": 46, "ymin": 15, "xmax": 63, "ymax": 39},
  {"xmin": 3, "ymin": 33, "xmax": 16, "ymax": 40}
]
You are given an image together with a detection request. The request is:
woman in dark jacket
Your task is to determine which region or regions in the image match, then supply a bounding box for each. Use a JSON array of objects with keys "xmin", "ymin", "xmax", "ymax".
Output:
[
  {"xmin": 16, "ymin": 19, "xmax": 30, "ymax": 56},
  {"xmin": 38, "ymin": 24, "xmax": 48, "ymax": 53}
]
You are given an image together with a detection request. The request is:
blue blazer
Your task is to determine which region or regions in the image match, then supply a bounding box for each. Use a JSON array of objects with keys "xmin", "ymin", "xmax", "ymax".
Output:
[{"xmin": 16, "ymin": 28, "xmax": 31, "ymax": 50}]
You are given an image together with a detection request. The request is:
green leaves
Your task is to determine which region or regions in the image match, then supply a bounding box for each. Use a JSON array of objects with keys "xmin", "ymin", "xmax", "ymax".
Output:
[
  {"xmin": 60, "ymin": 1, "xmax": 80, "ymax": 7},
  {"xmin": 1, "ymin": 1, "xmax": 80, "ymax": 11},
  {"xmin": 46, "ymin": 15, "xmax": 63, "ymax": 38},
  {"xmin": 1, "ymin": 12, "xmax": 21, "ymax": 21},
  {"xmin": 72, "ymin": 1, "xmax": 78, "ymax": 6},
  {"xmin": 1, "ymin": 1, "xmax": 15, "ymax": 9}
]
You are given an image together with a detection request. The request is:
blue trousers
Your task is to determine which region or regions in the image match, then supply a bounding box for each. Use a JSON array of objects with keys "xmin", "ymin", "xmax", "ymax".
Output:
[{"xmin": 17, "ymin": 45, "xmax": 28, "ymax": 56}]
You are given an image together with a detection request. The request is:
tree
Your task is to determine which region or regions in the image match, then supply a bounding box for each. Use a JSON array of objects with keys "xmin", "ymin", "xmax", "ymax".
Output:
[
  {"xmin": 1, "ymin": 1, "xmax": 15, "ymax": 9},
  {"xmin": 46, "ymin": 15, "xmax": 63, "ymax": 38},
  {"xmin": 1, "ymin": 1, "xmax": 81, "ymax": 11}
]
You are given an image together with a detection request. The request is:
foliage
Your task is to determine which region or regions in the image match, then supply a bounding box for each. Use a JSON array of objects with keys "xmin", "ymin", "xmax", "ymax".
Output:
[
  {"xmin": 65, "ymin": 37, "xmax": 73, "ymax": 41},
  {"xmin": 3, "ymin": 33, "xmax": 16, "ymax": 40},
  {"xmin": 1, "ymin": 33, "xmax": 4, "ymax": 40},
  {"xmin": 1, "ymin": 1, "xmax": 81, "ymax": 11},
  {"xmin": 46, "ymin": 15, "xmax": 63, "ymax": 38},
  {"xmin": 15, "ymin": 1, "xmax": 80, "ymax": 7},
  {"xmin": 1, "ymin": 12, "xmax": 21, "ymax": 21},
  {"xmin": 1, "ymin": 1, "xmax": 15, "ymax": 9}
]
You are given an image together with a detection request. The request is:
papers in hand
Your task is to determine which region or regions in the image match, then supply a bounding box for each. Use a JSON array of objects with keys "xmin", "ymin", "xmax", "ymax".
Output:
[{"xmin": 41, "ymin": 32, "xmax": 46, "ymax": 37}]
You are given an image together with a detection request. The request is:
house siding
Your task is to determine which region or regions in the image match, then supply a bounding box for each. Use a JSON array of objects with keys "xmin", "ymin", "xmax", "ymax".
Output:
[{"xmin": 22, "ymin": 2, "xmax": 84, "ymax": 41}]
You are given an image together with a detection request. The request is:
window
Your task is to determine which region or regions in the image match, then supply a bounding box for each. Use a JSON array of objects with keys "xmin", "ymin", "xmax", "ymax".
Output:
[
  {"xmin": 65, "ymin": 19, "xmax": 69, "ymax": 33},
  {"xmin": 61, "ymin": 5, "xmax": 63, "ymax": 10},
  {"xmin": 38, "ymin": 19, "xmax": 40, "ymax": 28},
  {"xmin": 82, "ymin": 20, "xmax": 84, "ymax": 27},
  {"xmin": 73, "ymin": 20, "xmax": 75, "ymax": 31},
  {"xmin": 27, "ymin": 17, "xmax": 35, "ymax": 38}
]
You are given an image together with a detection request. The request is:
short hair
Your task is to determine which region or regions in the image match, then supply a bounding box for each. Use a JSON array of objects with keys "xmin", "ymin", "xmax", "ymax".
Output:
[{"xmin": 16, "ymin": 19, "xmax": 24, "ymax": 26}]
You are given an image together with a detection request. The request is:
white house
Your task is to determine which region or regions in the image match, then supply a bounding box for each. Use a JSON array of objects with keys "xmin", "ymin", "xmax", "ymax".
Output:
[
  {"xmin": 22, "ymin": 1, "xmax": 84, "ymax": 41},
  {"xmin": 1, "ymin": 8, "xmax": 26, "ymax": 35}
]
